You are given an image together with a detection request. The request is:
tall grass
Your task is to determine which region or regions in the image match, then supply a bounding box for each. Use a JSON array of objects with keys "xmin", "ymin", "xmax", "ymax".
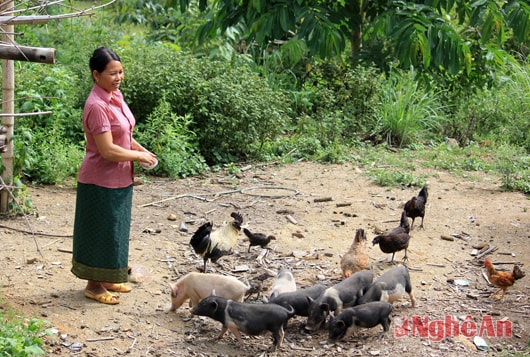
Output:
[
  {"xmin": 496, "ymin": 61, "xmax": 530, "ymax": 151},
  {"xmin": 373, "ymin": 69, "xmax": 445, "ymax": 147}
]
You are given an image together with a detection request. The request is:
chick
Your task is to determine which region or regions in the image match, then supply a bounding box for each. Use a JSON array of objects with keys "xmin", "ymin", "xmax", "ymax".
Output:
[{"xmin": 244, "ymin": 228, "xmax": 276, "ymax": 252}]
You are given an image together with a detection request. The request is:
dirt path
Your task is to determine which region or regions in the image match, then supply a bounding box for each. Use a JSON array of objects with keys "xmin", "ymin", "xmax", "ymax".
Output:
[{"xmin": 1, "ymin": 162, "xmax": 529, "ymax": 356}]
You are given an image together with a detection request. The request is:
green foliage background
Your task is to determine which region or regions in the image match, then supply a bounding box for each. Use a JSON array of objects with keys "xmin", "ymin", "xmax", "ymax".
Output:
[{"xmin": 0, "ymin": 1, "xmax": 527, "ymax": 194}]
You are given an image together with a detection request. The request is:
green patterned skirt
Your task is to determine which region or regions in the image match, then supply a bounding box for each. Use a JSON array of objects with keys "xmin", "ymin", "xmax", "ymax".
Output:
[{"xmin": 71, "ymin": 183, "xmax": 132, "ymax": 283}]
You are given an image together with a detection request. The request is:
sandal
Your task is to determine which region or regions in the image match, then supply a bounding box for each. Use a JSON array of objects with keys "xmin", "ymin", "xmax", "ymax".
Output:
[
  {"xmin": 84, "ymin": 290, "xmax": 120, "ymax": 305},
  {"xmin": 106, "ymin": 283, "xmax": 132, "ymax": 293}
]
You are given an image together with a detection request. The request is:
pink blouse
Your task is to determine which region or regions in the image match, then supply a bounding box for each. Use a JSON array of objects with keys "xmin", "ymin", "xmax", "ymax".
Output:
[{"xmin": 77, "ymin": 85, "xmax": 136, "ymax": 188}]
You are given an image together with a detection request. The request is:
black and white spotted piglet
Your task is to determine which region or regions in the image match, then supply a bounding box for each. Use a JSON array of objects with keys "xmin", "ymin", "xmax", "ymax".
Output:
[
  {"xmin": 327, "ymin": 301, "xmax": 393, "ymax": 343},
  {"xmin": 191, "ymin": 292, "xmax": 295, "ymax": 352},
  {"xmin": 356, "ymin": 265, "xmax": 416, "ymax": 307}
]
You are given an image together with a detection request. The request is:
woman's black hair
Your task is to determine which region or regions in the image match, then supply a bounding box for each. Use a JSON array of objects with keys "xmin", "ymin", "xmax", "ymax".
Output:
[{"xmin": 89, "ymin": 46, "xmax": 121, "ymax": 78}]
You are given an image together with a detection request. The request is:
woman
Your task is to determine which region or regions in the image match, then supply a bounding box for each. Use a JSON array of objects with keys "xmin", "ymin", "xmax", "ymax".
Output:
[{"xmin": 71, "ymin": 47, "xmax": 156, "ymax": 304}]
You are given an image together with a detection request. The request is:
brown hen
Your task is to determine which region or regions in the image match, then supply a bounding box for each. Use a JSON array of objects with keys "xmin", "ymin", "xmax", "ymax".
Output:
[{"xmin": 340, "ymin": 228, "xmax": 369, "ymax": 278}]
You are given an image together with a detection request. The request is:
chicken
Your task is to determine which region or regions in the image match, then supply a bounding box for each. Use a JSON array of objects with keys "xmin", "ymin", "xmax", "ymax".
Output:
[
  {"xmin": 484, "ymin": 258, "xmax": 525, "ymax": 301},
  {"xmin": 372, "ymin": 210, "xmax": 410, "ymax": 264},
  {"xmin": 189, "ymin": 212, "xmax": 243, "ymax": 272},
  {"xmin": 404, "ymin": 185, "xmax": 428, "ymax": 229},
  {"xmin": 243, "ymin": 228, "xmax": 276, "ymax": 252},
  {"xmin": 340, "ymin": 228, "xmax": 369, "ymax": 278}
]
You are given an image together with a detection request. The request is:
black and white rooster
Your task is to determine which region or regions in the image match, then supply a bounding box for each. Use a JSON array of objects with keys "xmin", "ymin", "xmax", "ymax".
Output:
[{"xmin": 189, "ymin": 212, "xmax": 243, "ymax": 272}]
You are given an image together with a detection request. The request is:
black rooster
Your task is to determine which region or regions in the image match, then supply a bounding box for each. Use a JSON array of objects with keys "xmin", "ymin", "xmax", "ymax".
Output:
[
  {"xmin": 189, "ymin": 212, "xmax": 243, "ymax": 272},
  {"xmin": 404, "ymin": 185, "xmax": 428, "ymax": 229},
  {"xmin": 372, "ymin": 210, "xmax": 411, "ymax": 263}
]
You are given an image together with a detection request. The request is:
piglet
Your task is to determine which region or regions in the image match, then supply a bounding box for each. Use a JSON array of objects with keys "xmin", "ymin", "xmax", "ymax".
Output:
[
  {"xmin": 269, "ymin": 269, "xmax": 297, "ymax": 299},
  {"xmin": 305, "ymin": 270, "xmax": 373, "ymax": 331},
  {"xmin": 191, "ymin": 293, "xmax": 295, "ymax": 352},
  {"xmin": 169, "ymin": 272, "xmax": 249, "ymax": 311},
  {"xmin": 328, "ymin": 301, "xmax": 393, "ymax": 343},
  {"xmin": 356, "ymin": 265, "xmax": 416, "ymax": 307},
  {"xmin": 267, "ymin": 283, "xmax": 327, "ymax": 317}
]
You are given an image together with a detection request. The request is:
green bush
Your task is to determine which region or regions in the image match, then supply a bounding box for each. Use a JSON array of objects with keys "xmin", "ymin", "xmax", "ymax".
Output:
[
  {"xmin": 495, "ymin": 146, "xmax": 530, "ymax": 194},
  {"xmin": 121, "ymin": 42, "xmax": 290, "ymax": 164},
  {"xmin": 192, "ymin": 66, "xmax": 290, "ymax": 163},
  {"xmin": 2, "ymin": 4, "xmax": 528, "ymax": 197},
  {"xmin": 135, "ymin": 97, "xmax": 208, "ymax": 177},
  {"xmin": 294, "ymin": 62, "xmax": 384, "ymax": 140},
  {"xmin": 444, "ymin": 62, "xmax": 530, "ymax": 151},
  {"xmin": 0, "ymin": 303, "xmax": 49, "ymax": 356},
  {"xmin": 24, "ymin": 129, "xmax": 84, "ymax": 185},
  {"xmin": 13, "ymin": 63, "xmax": 85, "ymax": 184},
  {"xmin": 368, "ymin": 168, "xmax": 427, "ymax": 188}
]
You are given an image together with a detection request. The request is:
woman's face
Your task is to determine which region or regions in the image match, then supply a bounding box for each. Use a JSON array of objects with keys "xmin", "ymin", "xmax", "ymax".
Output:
[{"xmin": 93, "ymin": 60, "xmax": 124, "ymax": 93}]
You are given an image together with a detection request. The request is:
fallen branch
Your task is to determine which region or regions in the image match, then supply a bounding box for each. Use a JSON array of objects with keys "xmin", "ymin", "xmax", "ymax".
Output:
[
  {"xmin": 407, "ymin": 266, "xmax": 423, "ymax": 271},
  {"xmin": 139, "ymin": 186, "xmax": 299, "ymax": 207},
  {"xmin": 441, "ymin": 235, "xmax": 455, "ymax": 241},
  {"xmin": 0, "ymin": 224, "xmax": 72, "ymax": 238},
  {"xmin": 138, "ymin": 193, "xmax": 213, "ymax": 208},
  {"xmin": 285, "ymin": 215, "xmax": 298, "ymax": 225},
  {"xmin": 41, "ymin": 238, "xmax": 64, "ymax": 248},
  {"xmin": 125, "ymin": 337, "xmax": 137, "ymax": 354},
  {"xmin": 427, "ymin": 263, "xmax": 446, "ymax": 268},
  {"xmin": 289, "ymin": 344, "xmax": 314, "ymax": 352},
  {"xmin": 313, "ymin": 197, "xmax": 333, "ymax": 203},
  {"xmin": 492, "ymin": 261, "xmax": 522, "ymax": 265},
  {"xmin": 476, "ymin": 245, "xmax": 498, "ymax": 259},
  {"xmin": 451, "ymin": 233, "xmax": 472, "ymax": 242},
  {"xmin": 0, "ymin": 176, "xmax": 44, "ymax": 258},
  {"xmin": 86, "ymin": 336, "xmax": 115, "ymax": 342},
  {"xmin": 482, "ymin": 271, "xmax": 491, "ymax": 285}
]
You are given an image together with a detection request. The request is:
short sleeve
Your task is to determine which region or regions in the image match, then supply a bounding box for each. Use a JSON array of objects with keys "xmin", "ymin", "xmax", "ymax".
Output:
[{"xmin": 84, "ymin": 102, "xmax": 112, "ymax": 136}]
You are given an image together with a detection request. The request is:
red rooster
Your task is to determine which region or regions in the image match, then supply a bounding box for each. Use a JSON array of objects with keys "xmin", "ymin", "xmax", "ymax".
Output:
[
  {"xmin": 190, "ymin": 212, "xmax": 243, "ymax": 272},
  {"xmin": 484, "ymin": 258, "xmax": 525, "ymax": 301}
]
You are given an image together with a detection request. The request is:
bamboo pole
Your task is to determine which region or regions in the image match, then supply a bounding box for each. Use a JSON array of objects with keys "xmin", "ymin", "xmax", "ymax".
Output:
[
  {"xmin": 0, "ymin": 45, "xmax": 55, "ymax": 64},
  {"xmin": 1, "ymin": 0, "xmax": 14, "ymax": 213}
]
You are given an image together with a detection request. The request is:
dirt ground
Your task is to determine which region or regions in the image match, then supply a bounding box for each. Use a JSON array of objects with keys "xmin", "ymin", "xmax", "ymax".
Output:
[{"xmin": 1, "ymin": 161, "xmax": 529, "ymax": 356}]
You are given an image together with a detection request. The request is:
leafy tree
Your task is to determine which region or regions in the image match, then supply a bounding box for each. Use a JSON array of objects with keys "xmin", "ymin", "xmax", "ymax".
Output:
[{"xmin": 162, "ymin": 0, "xmax": 528, "ymax": 83}]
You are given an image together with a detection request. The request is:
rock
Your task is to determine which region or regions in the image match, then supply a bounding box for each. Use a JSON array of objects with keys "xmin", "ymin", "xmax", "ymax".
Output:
[{"xmin": 179, "ymin": 223, "xmax": 188, "ymax": 232}]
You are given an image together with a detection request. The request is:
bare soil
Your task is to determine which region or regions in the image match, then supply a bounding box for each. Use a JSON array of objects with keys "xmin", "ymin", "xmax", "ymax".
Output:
[{"xmin": 1, "ymin": 161, "xmax": 529, "ymax": 356}]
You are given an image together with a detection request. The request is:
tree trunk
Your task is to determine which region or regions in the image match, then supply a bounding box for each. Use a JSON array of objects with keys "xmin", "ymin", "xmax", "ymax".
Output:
[{"xmin": 350, "ymin": 0, "xmax": 367, "ymax": 64}]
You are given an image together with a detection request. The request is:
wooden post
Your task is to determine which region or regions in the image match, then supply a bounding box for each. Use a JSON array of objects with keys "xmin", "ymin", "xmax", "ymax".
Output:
[{"xmin": 1, "ymin": 0, "xmax": 14, "ymax": 212}]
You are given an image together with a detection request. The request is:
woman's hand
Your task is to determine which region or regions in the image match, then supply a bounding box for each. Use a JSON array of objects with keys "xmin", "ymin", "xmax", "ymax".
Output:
[{"xmin": 136, "ymin": 151, "xmax": 157, "ymax": 166}]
